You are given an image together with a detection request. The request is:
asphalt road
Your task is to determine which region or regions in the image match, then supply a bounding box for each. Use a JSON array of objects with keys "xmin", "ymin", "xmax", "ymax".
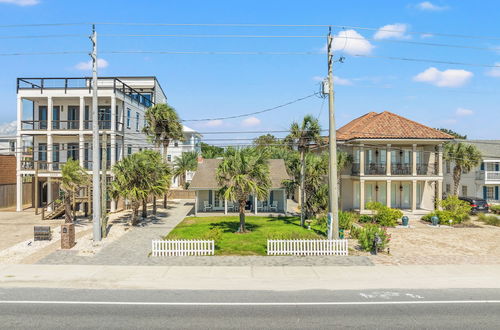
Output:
[{"xmin": 0, "ymin": 288, "xmax": 499, "ymax": 329}]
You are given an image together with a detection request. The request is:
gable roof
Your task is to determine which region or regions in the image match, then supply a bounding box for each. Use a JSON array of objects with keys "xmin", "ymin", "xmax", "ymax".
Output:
[
  {"xmin": 337, "ymin": 111, "xmax": 454, "ymax": 141},
  {"xmin": 463, "ymin": 140, "xmax": 500, "ymax": 160},
  {"xmin": 189, "ymin": 159, "xmax": 289, "ymax": 190}
]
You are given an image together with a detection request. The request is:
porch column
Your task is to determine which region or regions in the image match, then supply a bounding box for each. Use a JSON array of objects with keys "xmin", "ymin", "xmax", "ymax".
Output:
[
  {"xmin": 47, "ymin": 178, "xmax": 53, "ymax": 211},
  {"xmin": 360, "ymin": 180, "xmax": 365, "ymax": 212},
  {"xmin": 437, "ymin": 180, "xmax": 443, "ymax": 210},
  {"xmin": 16, "ymin": 174, "xmax": 22, "ymax": 212},
  {"xmin": 386, "ymin": 144, "xmax": 391, "ymax": 176},
  {"xmin": 283, "ymin": 189, "xmax": 287, "ymax": 214},
  {"xmin": 224, "ymin": 199, "xmax": 228, "ymax": 215},
  {"xmin": 438, "ymin": 145, "xmax": 443, "ymax": 176},
  {"xmin": 254, "ymin": 195, "xmax": 258, "ymax": 215},
  {"xmin": 386, "ymin": 180, "xmax": 391, "ymax": 208},
  {"xmin": 79, "ymin": 134, "xmax": 85, "ymax": 168},
  {"xmin": 359, "ymin": 145, "xmax": 365, "ymax": 176},
  {"xmin": 47, "ymin": 97, "xmax": 53, "ymax": 132},
  {"xmin": 412, "ymin": 179, "xmax": 417, "ymax": 212},
  {"xmin": 412, "ymin": 144, "xmax": 417, "ymax": 176},
  {"xmin": 111, "ymin": 96, "xmax": 116, "ymax": 132},
  {"xmin": 194, "ymin": 191, "xmax": 198, "ymax": 216},
  {"xmin": 79, "ymin": 96, "xmax": 85, "ymax": 131},
  {"xmin": 47, "ymin": 134, "xmax": 53, "ymax": 171}
]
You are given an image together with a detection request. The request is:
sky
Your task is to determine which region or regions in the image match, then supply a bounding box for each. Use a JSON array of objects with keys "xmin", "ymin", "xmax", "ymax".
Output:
[{"xmin": 0, "ymin": 0, "xmax": 499, "ymax": 143}]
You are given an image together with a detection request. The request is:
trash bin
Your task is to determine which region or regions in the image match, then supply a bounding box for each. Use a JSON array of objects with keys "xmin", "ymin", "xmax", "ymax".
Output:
[
  {"xmin": 339, "ymin": 229, "xmax": 345, "ymax": 239},
  {"xmin": 431, "ymin": 216, "xmax": 439, "ymax": 226},
  {"xmin": 401, "ymin": 216, "xmax": 409, "ymax": 226}
]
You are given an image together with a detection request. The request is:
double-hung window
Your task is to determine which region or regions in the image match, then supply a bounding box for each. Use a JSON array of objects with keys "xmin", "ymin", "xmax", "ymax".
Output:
[
  {"xmin": 126, "ymin": 109, "xmax": 131, "ymax": 129},
  {"xmin": 135, "ymin": 112, "xmax": 140, "ymax": 131}
]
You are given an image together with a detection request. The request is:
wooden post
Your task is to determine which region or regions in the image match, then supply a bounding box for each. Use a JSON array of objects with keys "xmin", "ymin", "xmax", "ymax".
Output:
[{"xmin": 34, "ymin": 163, "xmax": 39, "ymax": 215}]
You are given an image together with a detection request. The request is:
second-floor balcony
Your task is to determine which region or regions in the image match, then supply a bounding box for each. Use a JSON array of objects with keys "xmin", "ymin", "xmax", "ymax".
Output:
[
  {"xmin": 21, "ymin": 120, "xmax": 123, "ymax": 131},
  {"xmin": 476, "ymin": 171, "xmax": 500, "ymax": 182},
  {"xmin": 21, "ymin": 159, "xmax": 111, "ymax": 172},
  {"xmin": 351, "ymin": 162, "xmax": 438, "ymax": 176}
]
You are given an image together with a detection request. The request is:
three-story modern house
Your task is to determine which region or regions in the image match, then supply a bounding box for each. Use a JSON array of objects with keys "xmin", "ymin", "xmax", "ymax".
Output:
[
  {"xmin": 15, "ymin": 76, "xmax": 167, "ymax": 213},
  {"xmin": 336, "ymin": 112, "xmax": 454, "ymax": 215},
  {"xmin": 443, "ymin": 140, "xmax": 500, "ymax": 204}
]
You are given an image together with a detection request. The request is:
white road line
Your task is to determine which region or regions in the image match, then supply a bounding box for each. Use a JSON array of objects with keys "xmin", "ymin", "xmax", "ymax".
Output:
[{"xmin": 0, "ymin": 300, "xmax": 499, "ymax": 306}]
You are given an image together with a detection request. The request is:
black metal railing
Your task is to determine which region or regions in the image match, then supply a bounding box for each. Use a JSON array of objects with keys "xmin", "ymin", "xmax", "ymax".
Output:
[
  {"xmin": 391, "ymin": 164, "xmax": 412, "ymax": 175},
  {"xmin": 365, "ymin": 163, "xmax": 386, "ymax": 175},
  {"xmin": 417, "ymin": 164, "xmax": 438, "ymax": 175},
  {"xmin": 351, "ymin": 163, "xmax": 360, "ymax": 175},
  {"xmin": 21, "ymin": 120, "xmax": 123, "ymax": 131}
]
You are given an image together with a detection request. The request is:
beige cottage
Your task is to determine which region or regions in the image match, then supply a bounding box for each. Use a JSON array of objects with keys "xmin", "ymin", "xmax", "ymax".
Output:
[{"xmin": 332, "ymin": 112, "xmax": 454, "ymax": 215}]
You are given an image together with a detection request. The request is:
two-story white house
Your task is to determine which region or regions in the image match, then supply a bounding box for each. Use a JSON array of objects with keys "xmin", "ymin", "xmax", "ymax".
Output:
[
  {"xmin": 444, "ymin": 140, "xmax": 500, "ymax": 204},
  {"xmin": 167, "ymin": 125, "xmax": 202, "ymax": 188},
  {"xmin": 15, "ymin": 76, "xmax": 167, "ymax": 213},
  {"xmin": 335, "ymin": 111, "xmax": 454, "ymax": 215}
]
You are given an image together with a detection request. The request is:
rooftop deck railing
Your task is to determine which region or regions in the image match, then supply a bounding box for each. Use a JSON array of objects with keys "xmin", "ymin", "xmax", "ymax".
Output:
[
  {"xmin": 21, "ymin": 120, "xmax": 123, "ymax": 131},
  {"xmin": 17, "ymin": 77, "xmax": 154, "ymax": 108}
]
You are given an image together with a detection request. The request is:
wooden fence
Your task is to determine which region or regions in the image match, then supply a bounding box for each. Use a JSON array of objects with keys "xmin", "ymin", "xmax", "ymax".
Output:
[
  {"xmin": 267, "ymin": 239, "xmax": 349, "ymax": 256},
  {"xmin": 168, "ymin": 189, "xmax": 195, "ymax": 199},
  {"xmin": 0, "ymin": 182, "xmax": 32, "ymax": 209},
  {"xmin": 151, "ymin": 239, "xmax": 214, "ymax": 256}
]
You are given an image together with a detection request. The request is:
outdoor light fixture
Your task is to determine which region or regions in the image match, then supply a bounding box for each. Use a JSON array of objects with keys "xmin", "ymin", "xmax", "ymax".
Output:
[
  {"xmin": 375, "ymin": 149, "xmax": 379, "ymax": 157},
  {"xmin": 375, "ymin": 185, "xmax": 379, "ymax": 192},
  {"xmin": 400, "ymin": 150, "xmax": 403, "ymax": 156},
  {"xmin": 399, "ymin": 184, "xmax": 403, "ymax": 192}
]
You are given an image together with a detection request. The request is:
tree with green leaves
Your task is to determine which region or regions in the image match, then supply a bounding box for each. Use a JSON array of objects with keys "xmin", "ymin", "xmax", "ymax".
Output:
[
  {"xmin": 253, "ymin": 134, "xmax": 279, "ymax": 149},
  {"xmin": 285, "ymin": 115, "xmax": 323, "ymax": 226},
  {"xmin": 444, "ymin": 142, "xmax": 482, "ymax": 196},
  {"xmin": 216, "ymin": 148, "xmax": 271, "ymax": 233},
  {"xmin": 173, "ymin": 151, "xmax": 198, "ymax": 188},
  {"xmin": 437, "ymin": 128, "xmax": 466, "ymax": 140},
  {"xmin": 59, "ymin": 159, "xmax": 90, "ymax": 223},
  {"xmin": 143, "ymin": 103, "xmax": 183, "ymax": 208},
  {"xmin": 110, "ymin": 150, "xmax": 171, "ymax": 225},
  {"xmin": 200, "ymin": 142, "xmax": 224, "ymax": 159}
]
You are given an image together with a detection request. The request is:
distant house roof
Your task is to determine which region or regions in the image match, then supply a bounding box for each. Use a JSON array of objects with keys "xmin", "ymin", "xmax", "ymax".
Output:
[
  {"xmin": 336, "ymin": 111, "xmax": 454, "ymax": 141},
  {"xmin": 462, "ymin": 140, "xmax": 500, "ymax": 160},
  {"xmin": 189, "ymin": 158, "xmax": 289, "ymax": 190}
]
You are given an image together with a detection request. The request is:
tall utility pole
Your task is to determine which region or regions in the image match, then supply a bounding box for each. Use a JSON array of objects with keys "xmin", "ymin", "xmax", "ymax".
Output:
[
  {"xmin": 327, "ymin": 27, "xmax": 339, "ymax": 240},
  {"xmin": 90, "ymin": 24, "xmax": 102, "ymax": 242}
]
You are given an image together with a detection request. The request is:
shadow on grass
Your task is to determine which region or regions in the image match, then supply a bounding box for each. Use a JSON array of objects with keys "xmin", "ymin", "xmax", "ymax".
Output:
[{"xmin": 209, "ymin": 221, "xmax": 261, "ymax": 233}]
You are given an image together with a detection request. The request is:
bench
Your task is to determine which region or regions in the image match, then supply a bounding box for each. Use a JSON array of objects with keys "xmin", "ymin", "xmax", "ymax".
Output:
[{"xmin": 34, "ymin": 226, "xmax": 52, "ymax": 241}]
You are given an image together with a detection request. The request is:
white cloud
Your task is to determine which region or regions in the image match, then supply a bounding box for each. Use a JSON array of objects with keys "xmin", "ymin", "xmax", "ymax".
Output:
[
  {"xmin": 374, "ymin": 23, "xmax": 411, "ymax": 40},
  {"xmin": 312, "ymin": 75, "xmax": 352, "ymax": 86},
  {"xmin": 0, "ymin": 0, "xmax": 39, "ymax": 5},
  {"xmin": 241, "ymin": 116, "xmax": 261, "ymax": 127},
  {"xmin": 0, "ymin": 121, "xmax": 17, "ymax": 136},
  {"xmin": 455, "ymin": 108, "xmax": 473, "ymax": 116},
  {"xmin": 486, "ymin": 62, "xmax": 500, "ymax": 77},
  {"xmin": 328, "ymin": 29, "xmax": 374, "ymax": 55},
  {"xmin": 203, "ymin": 120, "xmax": 224, "ymax": 127},
  {"xmin": 420, "ymin": 33, "xmax": 434, "ymax": 38},
  {"xmin": 74, "ymin": 58, "xmax": 109, "ymax": 71},
  {"xmin": 413, "ymin": 67, "xmax": 473, "ymax": 87},
  {"xmin": 416, "ymin": 1, "xmax": 448, "ymax": 11}
]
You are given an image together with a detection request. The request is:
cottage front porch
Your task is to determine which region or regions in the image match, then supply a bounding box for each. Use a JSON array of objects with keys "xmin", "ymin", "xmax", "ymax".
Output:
[{"xmin": 192, "ymin": 189, "xmax": 288, "ymax": 216}]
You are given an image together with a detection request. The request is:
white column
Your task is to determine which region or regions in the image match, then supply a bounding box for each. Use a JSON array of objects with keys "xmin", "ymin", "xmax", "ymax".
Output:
[
  {"xmin": 283, "ymin": 189, "xmax": 287, "ymax": 214},
  {"xmin": 386, "ymin": 180, "xmax": 391, "ymax": 208},
  {"xmin": 254, "ymin": 195, "xmax": 258, "ymax": 215},
  {"xmin": 437, "ymin": 180, "xmax": 443, "ymax": 210},
  {"xmin": 438, "ymin": 144, "xmax": 443, "ymax": 176},
  {"xmin": 47, "ymin": 178, "xmax": 53, "ymax": 211},
  {"xmin": 194, "ymin": 191, "xmax": 198, "ymax": 216},
  {"xmin": 47, "ymin": 134, "xmax": 53, "ymax": 171},
  {"xmin": 47, "ymin": 97, "xmax": 53, "ymax": 132},
  {"xmin": 16, "ymin": 96, "xmax": 23, "ymax": 212},
  {"xmin": 412, "ymin": 180, "xmax": 417, "ymax": 212},
  {"xmin": 359, "ymin": 145, "xmax": 365, "ymax": 176},
  {"xmin": 111, "ymin": 96, "xmax": 116, "ymax": 132},
  {"xmin": 224, "ymin": 199, "xmax": 228, "ymax": 215},
  {"xmin": 360, "ymin": 180, "xmax": 365, "ymax": 212},
  {"xmin": 79, "ymin": 135, "xmax": 85, "ymax": 168},
  {"xmin": 412, "ymin": 144, "xmax": 417, "ymax": 176},
  {"xmin": 386, "ymin": 144, "xmax": 391, "ymax": 176},
  {"xmin": 79, "ymin": 96, "xmax": 85, "ymax": 131}
]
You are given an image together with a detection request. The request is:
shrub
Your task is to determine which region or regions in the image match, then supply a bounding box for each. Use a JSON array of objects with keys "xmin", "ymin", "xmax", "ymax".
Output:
[
  {"xmin": 490, "ymin": 205, "xmax": 500, "ymax": 215},
  {"xmin": 359, "ymin": 215, "xmax": 374, "ymax": 223},
  {"xmin": 366, "ymin": 201, "xmax": 402, "ymax": 227},
  {"xmin": 478, "ymin": 213, "xmax": 500, "ymax": 226},
  {"xmin": 315, "ymin": 211, "xmax": 357, "ymax": 232},
  {"xmin": 349, "ymin": 226, "xmax": 362, "ymax": 239},
  {"xmin": 357, "ymin": 223, "xmax": 390, "ymax": 252},
  {"xmin": 267, "ymin": 231, "xmax": 320, "ymax": 240},
  {"xmin": 201, "ymin": 227, "xmax": 224, "ymax": 242}
]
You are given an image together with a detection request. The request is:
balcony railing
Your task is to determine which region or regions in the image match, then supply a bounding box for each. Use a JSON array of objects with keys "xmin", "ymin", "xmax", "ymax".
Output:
[
  {"xmin": 476, "ymin": 171, "xmax": 500, "ymax": 181},
  {"xmin": 365, "ymin": 163, "xmax": 386, "ymax": 175},
  {"xmin": 417, "ymin": 164, "xmax": 438, "ymax": 176},
  {"xmin": 391, "ymin": 164, "xmax": 412, "ymax": 175},
  {"xmin": 351, "ymin": 163, "xmax": 360, "ymax": 175},
  {"xmin": 21, "ymin": 120, "xmax": 123, "ymax": 131},
  {"xmin": 17, "ymin": 77, "xmax": 155, "ymax": 108},
  {"xmin": 21, "ymin": 160, "xmax": 102, "ymax": 171}
]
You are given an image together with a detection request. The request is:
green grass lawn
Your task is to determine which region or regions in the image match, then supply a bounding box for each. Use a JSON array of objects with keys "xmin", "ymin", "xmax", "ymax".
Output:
[{"xmin": 165, "ymin": 216, "xmax": 326, "ymax": 255}]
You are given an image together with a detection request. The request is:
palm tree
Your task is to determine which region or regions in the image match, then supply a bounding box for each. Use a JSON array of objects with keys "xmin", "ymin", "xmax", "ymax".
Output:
[
  {"xmin": 444, "ymin": 142, "xmax": 482, "ymax": 196},
  {"xmin": 59, "ymin": 159, "xmax": 90, "ymax": 223},
  {"xmin": 143, "ymin": 103, "xmax": 184, "ymax": 208},
  {"xmin": 216, "ymin": 148, "xmax": 271, "ymax": 233},
  {"xmin": 110, "ymin": 150, "xmax": 171, "ymax": 225},
  {"xmin": 285, "ymin": 115, "xmax": 323, "ymax": 226},
  {"xmin": 173, "ymin": 151, "xmax": 198, "ymax": 188}
]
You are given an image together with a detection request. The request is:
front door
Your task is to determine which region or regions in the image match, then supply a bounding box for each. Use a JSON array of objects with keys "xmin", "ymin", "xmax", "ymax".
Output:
[
  {"xmin": 38, "ymin": 106, "xmax": 47, "ymax": 129},
  {"xmin": 68, "ymin": 106, "xmax": 79, "ymax": 129}
]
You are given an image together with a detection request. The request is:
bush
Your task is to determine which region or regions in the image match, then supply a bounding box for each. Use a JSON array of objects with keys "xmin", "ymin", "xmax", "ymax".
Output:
[
  {"xmin": 349, "ymin": 226, "xmax": 362, "ymax": 239},
  {"xmin": 359, "ymin": 215, "xmax": 374, "ymax": 223},
  {"xmin": 357, "ymin": 223, "xmax": 390, "ymax": 252},
  {"xmin": 478, "ymin": 213, "xmax": 500, "ymax": 226},
  {"xmin": 440, "ymin": 195, "xmax": 471, "ymax": 223},
  {"xmin": 201, "ymin": 227, "xmax": 224, "ymax": 242},
  {"xmin": 365, "ymin": 201, "xmax": 402, "ymax": 227},
  {"xmin": 314, "ymin": 211, "xmax": 357, "ymax": 232},
  {"xmin": 267, "ymin": 231, "xmax": 320, "ymax": 240},
  {"xmin": 490, "ymin": 205, "xmax": 500, "ymax": 215}
]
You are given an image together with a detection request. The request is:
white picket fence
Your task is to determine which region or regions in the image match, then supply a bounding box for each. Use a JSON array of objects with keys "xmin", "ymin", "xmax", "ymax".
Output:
[
  {"xmin": 151, "ymin": 240, "xmax": 214, "ymax": 256},
  {"xmin": 267, "ymin": 239, "xmax": 349, "ymax": 256}
]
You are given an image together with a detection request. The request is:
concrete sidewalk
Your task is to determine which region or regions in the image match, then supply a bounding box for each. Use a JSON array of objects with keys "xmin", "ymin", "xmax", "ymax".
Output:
[{"xmin": 1, "ymin": 264, "xmax": 499, "ymax": 291}]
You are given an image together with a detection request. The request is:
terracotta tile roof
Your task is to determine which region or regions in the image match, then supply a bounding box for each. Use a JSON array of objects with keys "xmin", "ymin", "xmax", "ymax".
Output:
[
  {"xmin": 189, "ymin": 159, "xmax": 289, "ymax": 190},
  {"xmin": 336, "ymin": 111, "xmax": 454, "ymax": 141}
]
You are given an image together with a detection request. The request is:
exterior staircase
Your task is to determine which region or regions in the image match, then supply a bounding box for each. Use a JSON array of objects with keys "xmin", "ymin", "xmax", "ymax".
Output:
[{"xmin": 41, "ymin": 185, "xmax": 92, "ymax": 220}]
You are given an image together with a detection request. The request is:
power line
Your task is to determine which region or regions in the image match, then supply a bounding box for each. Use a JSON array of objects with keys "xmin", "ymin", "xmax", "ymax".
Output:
[
  {"xmin": 0, "ymin": 51, "xmax": 88, "ymax": 56},
  {"xmin": 0, "ymin": 34, "xmax": 87, "ymax": 39}
]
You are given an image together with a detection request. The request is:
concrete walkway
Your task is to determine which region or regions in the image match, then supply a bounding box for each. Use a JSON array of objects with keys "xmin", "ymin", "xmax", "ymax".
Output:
[
  {"xmin": 1, "ymin": 264, "xmax": 500, "ymax": 291},
  {"xmin": 38, "ymin": 200, "xmax": 194, "ymax": 265}
]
